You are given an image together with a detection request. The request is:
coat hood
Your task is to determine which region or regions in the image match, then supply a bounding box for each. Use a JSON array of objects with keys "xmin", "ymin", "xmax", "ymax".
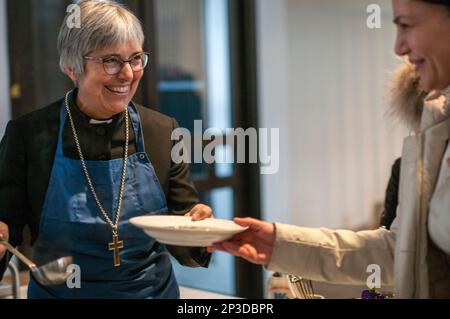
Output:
[{"xmin": 388, "ymin": 62, "xmax": 450, "ymax": 133}]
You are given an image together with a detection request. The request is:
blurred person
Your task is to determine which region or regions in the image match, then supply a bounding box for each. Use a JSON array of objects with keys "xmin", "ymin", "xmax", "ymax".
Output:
[{"xmin": 210, "ymin": 0, "xmax": 450, "ymax": 298}]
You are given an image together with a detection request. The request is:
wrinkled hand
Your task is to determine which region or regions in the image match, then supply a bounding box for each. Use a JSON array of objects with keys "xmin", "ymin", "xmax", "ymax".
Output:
[
  {"xmin": 207, "ymin": 217, "xmax": 276, "ymax": 265},
  {"xmin": 0, "ymin": 221, "xmax": 9, "ymax": 261},
  {"xmin": 185, "ymin": 203, "xmax": 213, "ymax": 221}
]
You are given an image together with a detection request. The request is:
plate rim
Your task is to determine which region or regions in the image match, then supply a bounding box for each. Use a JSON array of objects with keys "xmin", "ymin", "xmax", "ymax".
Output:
[{"xmin": 129, "ymin": 215, "xmax": 248, "ymax": 234}]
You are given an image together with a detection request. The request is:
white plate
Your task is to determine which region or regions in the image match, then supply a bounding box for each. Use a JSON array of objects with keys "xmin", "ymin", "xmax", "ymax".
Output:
[{"xmin": 129, "ymin": 215, "xmax": 248, "ymax": 247}]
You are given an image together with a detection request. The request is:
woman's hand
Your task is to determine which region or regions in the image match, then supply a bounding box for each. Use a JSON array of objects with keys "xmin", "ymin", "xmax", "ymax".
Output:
[
  {"xmin": 207, "ymin": 217, "xmax": 276, "ymax": 265},
  {"xmin": 185, "ymin": 203, "xmax": 213, "ymax": 221},
  {"xmin": 0, "ymin": 221, "xmax": 9, "ymax": 261}
]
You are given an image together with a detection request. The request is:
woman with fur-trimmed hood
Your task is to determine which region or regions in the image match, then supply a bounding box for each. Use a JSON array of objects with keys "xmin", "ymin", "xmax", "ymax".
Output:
[{"xmin": 209, "ymin": 0, "xmax": 450, "ymax": 299}]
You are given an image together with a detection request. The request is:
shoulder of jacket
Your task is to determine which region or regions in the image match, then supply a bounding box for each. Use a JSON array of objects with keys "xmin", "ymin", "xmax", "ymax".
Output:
[
  {"xmin": 134, "ymin": 103, "xmax": 176, "ymax": 128},
  {"xmin": 12, "ymin": 100, "xmax": 62, "ymax": 128}
]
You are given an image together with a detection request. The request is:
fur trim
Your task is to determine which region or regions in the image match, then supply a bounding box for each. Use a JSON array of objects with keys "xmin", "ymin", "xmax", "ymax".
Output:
[{"xmin": 387, "ymin": 63, "xmax": 427, "ymax": 132}]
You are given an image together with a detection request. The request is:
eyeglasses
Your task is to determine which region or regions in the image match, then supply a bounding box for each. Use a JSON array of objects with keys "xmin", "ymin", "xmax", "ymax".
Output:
[{"xmin": 83, "ymin": 52, "xmax": 150, "ymax": 75}]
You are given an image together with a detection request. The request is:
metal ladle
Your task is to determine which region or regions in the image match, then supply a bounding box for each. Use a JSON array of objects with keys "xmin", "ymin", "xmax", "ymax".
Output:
[{"xmin": 0, "ymin": 238, "xmax": 73, "ymax": 286}]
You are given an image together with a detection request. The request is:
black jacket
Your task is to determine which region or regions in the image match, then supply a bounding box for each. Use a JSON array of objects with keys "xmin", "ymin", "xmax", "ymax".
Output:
[
  {"xmin": 0, "ymin": 99, "xmax": 209, "ymax": 279},
  {"xmin": 380, "ymin": 158, "xmax": 401, "ymax": 230}
]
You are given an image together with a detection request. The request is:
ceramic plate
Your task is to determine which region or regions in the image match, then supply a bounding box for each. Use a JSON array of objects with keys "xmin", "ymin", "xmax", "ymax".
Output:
[{"xmin": 129, "ymin": 215, "xmax": 247, "ymax": 247}]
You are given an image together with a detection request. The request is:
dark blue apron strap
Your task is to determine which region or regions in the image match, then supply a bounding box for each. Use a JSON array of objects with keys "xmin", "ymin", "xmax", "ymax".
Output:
[
  {"xmin": 56, "ymin": 100, "xmax": 69, "ymax": 157},
  {"xmin": 128, "ymin": 102, "xmax": 146, "ymax": 154}
]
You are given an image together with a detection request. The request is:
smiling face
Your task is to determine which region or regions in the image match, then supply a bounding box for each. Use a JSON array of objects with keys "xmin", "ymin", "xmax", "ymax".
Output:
[
  {"xmin": 393, "ymin": 0, "xmax": 450, "ymax": 92},
  {"xmin": 67, "ymin": 41, "xmax": 144, "ymax": 119}
]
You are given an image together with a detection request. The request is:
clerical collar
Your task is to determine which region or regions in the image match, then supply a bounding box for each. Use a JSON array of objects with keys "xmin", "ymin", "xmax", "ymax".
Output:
[{"xmin": 89, "ymin": 118, "xmax": 113, "ymax": 125}]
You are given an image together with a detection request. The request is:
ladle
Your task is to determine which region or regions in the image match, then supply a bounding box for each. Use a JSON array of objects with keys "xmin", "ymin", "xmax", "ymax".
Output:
[{"xmin": 0, "ymin": 238, "xmax": 73, "ymax": 286}]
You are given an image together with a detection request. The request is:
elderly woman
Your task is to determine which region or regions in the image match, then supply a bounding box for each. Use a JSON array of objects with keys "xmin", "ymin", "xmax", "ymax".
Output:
[
  {"xmin": 0, "ymin": 0, "xmax": 212, "ymax": 298},
  {"xmin": 209, "ymin": 0, "xmax": 450, "ymax": 298}
]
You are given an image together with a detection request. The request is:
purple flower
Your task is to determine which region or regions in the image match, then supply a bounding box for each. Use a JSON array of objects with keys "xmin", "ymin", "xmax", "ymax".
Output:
[
  {"xmin": 361, "ymin": 288, "xmax": 386, "ymax": 299},
  {"xmin": 361, "ymin": 290, "xmax": 373, "ymax": 299}
]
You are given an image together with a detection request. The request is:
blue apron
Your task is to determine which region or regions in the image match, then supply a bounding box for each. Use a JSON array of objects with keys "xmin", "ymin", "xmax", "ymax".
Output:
[{"xmin": 28, "ymin": 98, "xmax": 179, "ymax": 298}]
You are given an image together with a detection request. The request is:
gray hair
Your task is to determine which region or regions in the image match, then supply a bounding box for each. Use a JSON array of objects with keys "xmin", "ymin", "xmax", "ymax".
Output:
[{"xmin": 57, "ymin": 0, "xmax": 145, "ymax": 78}]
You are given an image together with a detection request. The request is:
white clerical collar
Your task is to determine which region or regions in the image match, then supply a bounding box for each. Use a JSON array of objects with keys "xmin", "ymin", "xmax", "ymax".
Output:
[{"xmin": 89, "ymin": 118, "xmax": 113, "ymax": 125}]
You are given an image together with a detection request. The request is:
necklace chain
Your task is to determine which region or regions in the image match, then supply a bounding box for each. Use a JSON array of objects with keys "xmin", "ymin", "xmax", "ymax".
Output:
[{"xmin": 64, "ymin": 91, "xmax": 129, "ymax": 235}]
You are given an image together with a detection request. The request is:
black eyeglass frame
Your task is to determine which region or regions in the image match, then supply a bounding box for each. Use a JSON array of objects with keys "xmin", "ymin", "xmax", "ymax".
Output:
[{"xmin": 83, "ymin": 52, "xmax": 150, "ymax": 75}]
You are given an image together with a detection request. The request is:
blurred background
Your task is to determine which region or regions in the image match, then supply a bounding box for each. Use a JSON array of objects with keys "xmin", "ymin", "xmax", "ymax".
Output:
[{"xmin": 0, "ymin": 0, "xmax": 405, "ymax": 298}]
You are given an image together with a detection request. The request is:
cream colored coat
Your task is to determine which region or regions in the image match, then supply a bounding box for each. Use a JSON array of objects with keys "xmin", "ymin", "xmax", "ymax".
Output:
[{"xmin": 267, "ymin": 89, "xmax": 450, "ymax": 299}]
